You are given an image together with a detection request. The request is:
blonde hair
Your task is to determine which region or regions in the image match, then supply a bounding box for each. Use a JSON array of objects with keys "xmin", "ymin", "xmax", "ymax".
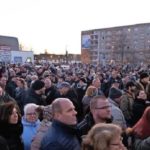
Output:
[
  {"xmin": 85, "ymin": 86, "xmax": 97, "ymax": 97},
  {"xmin": 82, "ymin": 123, "xmax": 122, "ymax": 150}
]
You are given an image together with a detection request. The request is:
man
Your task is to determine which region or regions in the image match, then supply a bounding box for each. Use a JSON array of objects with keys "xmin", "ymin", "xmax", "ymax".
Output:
[
  {"xmin": 108, "ymin": 87, "xmax": 126, "ymax": 129},
  {"xmin": 40, "ymin": 98, "xmax": 80, "ymax": 150},
  {"xmin": 56, "ymin": 81, "xmax": 82, "ymax": 121},
  {"xmin": 120, "ymin": 81, "xmax": 136, "ymax": 126},
  {"xmin": 44, "ymin": 77, "xmax": 57, "ymax": 105},
  {"xmin": 22, "ymin": 80, "xmax": 46, "ymax": 107},
  {"xmin": 77, "ymin": 95, "xmax": 112, "ymax": 137}
]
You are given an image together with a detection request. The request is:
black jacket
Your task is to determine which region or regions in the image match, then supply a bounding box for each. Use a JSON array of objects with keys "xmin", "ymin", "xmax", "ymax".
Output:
[
  {"xmin": 22, "ymin": 88, "xmax": 45, "ymax": 107},
  {"xmin": 0, "ymin": 121, "xmax": 24, "ymax": 150}
]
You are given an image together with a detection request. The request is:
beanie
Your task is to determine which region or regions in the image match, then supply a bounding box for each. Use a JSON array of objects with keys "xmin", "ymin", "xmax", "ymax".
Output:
[
  {"xmin": 109, "ymin": 87, "xmax": 122, "ymax": 99},
  {"xmin": 32, "ymin": 80, "xmax": 45, "ymax": 91},
  {"xmin": 140, "ymin": 72, "xmax": 149, "ymax": 80}
]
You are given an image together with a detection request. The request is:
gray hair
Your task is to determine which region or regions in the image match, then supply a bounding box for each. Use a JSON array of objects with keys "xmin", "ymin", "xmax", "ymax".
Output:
[{"xmin": 24, "ymin": 103, "xmax": 38, "ymax": 115}]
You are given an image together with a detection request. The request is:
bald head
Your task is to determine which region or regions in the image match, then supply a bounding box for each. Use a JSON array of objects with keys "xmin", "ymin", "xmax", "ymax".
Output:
[{"xmin": 52, "ymin": 98, "xmax": 77, "ymax": 125}]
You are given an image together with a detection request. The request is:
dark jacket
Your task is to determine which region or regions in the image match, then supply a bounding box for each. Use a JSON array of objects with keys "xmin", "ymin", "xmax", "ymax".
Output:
[
  {"xmin": 77, "ymin": 113, "xmax": 95, "ymax": 138},
  {"xmin": 134, "ymin": 137, "xmax": 150, "ymax": 150},
  {"xmin": 0, "ymin": 121, "xmax": 24, "ymax": 150},
  {"xmin": 132, "ymin": 99, "xmax": 147, "ymax": 125},
  {"xmin": 23, "ymin": 88, "xmax": 45, "ymax": 107},
  {"xmin": 77, "ymin": 113, "xmax": 112, "ymax": 140},
  {"xmin": 0, "ymin": 136, "xmax": 9, "ymax": 150},
  {"xmin": 45, "ymin": 86, "xmax": 57, "ymax": 105},
  {"xmin": 40, "ymin": 120, "xmax": 80, "ymax": 150},
  {"xmin": 0, "ymin": 92, "xmax": 15, "ymax": 105}
]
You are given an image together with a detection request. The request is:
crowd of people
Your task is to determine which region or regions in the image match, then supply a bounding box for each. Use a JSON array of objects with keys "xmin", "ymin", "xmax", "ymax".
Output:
[{"xmin": 0, "ymin": 62, "xmax": 150, "ymax": 150}]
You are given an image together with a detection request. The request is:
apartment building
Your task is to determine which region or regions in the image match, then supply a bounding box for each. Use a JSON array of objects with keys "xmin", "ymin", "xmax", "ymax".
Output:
[{"xmin": 81, "ymin": 23, "xmax": 150, "ymax": 65}]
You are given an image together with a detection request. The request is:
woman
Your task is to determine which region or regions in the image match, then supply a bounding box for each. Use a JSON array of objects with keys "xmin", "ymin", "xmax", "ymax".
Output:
[
  {"xmin": 82, "ymin": 123, "xmax": 126, "ymax": 150},
  {"xmin": 0, "ymin": 102, "xmax": 24, "ymax": 150},
  {"xmin": 22, "ymin": 103, "xmax": 41, "ymax": 150},
  {"xmin": 132, "ymin": 90, "xmax": 148, "ymax": 125},
  {"xmin": 82, "ymin": 85, "xmax": 98, "ymax": 116}
]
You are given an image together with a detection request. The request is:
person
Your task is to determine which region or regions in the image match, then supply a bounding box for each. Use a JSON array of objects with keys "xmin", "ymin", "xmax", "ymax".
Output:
[
  {"xmin": 15, "ymin": 77, "xmax": 28, "ymax": 114},
  {"xmin": 127, "ymin": 107, "xmax": 150, "ymax": 150},
  {"xmin": 108, "ymin": 87, "xmax": 127, "ymax": 129},
  {"xmin": 132, "ymin": 106, "xmax": 150, "ymax": 139},
  {"xmin": 0, "ymin": 84, "xmax": 15, "ymax": 105},
  {"xmin": 78, "ymin": 95, "xmax": 112, "ymax": 138},
  {"xmin": 0, "ymin": 102, "xmax": 24, "ymax": 150},
  {"xmin": 135, "ymin": 72, "xmax": 150, "ymax": 100},
  {"xmin": 44, "ymin": 77, "xmax": 57, "ymax": 105},
  {"xmin": 31, "ymin": 105, "xmax": 52, "ymax": 150},
  {"xmin": 22, "ymin": 103, "xmax": 41, "ymax": 150},
  {"xmin": 40, "ymin": 98, "xmax": 80, "ymax": 150},
  {"xmin": 82, "ymin": 123, "xmax": 127, "ymax": 150},
  {"xmin": 0, "ymin": 136, "xmax": 9, "ymax": 150},
  {"xmin": 120, "ymin": 81, "xmax": 136, "ymax": 126},
  {"xmin": 82, "ymin": 85, "xmax": 98, "ymax": 116},
  {"xmin": 56, "ymin": 81, "xmax": 82, "ymax": 122},
  {"xmin": 132, "ymin": 90, "xmax": 149, "ymax": 125},
  {"xmin": 22, "ymin": 80, "xmax": 46, "ymax": 107}
]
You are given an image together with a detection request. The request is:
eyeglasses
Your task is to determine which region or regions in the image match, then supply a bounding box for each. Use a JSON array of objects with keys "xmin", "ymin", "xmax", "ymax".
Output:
[{"xmin": 95, "ymin": 105, "xmax": 112, "ymax": 110}]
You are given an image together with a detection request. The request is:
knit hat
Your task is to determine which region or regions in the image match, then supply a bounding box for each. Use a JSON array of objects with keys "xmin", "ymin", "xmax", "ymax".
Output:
[
  {"xmin": 140, "ymin": 72, "xmax": 149, "ymax": 79},
  {"xmin": 32, "ymin": 80, "xmax": 45, "ymax": 91},
  {"xmin": 109, "ymin": 87, "xmax": 122, "ymax": 99}
]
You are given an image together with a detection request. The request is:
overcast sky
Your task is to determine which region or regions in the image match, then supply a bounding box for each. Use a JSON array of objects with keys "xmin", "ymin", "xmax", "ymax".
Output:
[{"xmin": 0, "ymin": 0, "xmax": 150, "ymax": 54}]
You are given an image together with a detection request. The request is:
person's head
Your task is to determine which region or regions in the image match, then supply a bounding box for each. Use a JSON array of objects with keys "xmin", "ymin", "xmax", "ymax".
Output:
[
  {"xmin": 140, "ymin": 72, "xmax": 149, "ymax": 84},
  {"xmin": 31, "ymin": 75, "xmax": 38, "ymax": 81},
  {"xmin": 57, "ymin": 82, "xmax": 70, "ymax": 95},
  {"xmin": 52, "ymin": 98, "xmax": 77, "ymax": 125},
  {"xmin": 16, "ymin": 78, "xmax": 27, "ymax": 89},
  {"xmin": 109, "ymin": 88, "xmax": 122, "ymax": 104},
  {"xmin": 31, "ymin": 80, "xmax": 45, "ymax": 95},
  {"xmin": 0, "ymin": 76, "xmax": 7, "ymax": 88},
  {"xmin": 82, "ymin": 123, "xmax": 123, "ymax": 150},
  {"xmin": 111, "ymin": 69, "xmax": 118, "ymax": 78},
  {"xmin": 90, "ymin": 96, "xmax": 111, "ymax": 123},
  {"xmin": 36, "ymin": 105, "xmax": 52, "ymax": 121},
  {"xmin": 125, "ymin": 81, "xmax": 136, "ymax": 92},
  {"xmin": 24, "ymin": 103, "xmax": 39, "ymax": 123},
  {"xmin": 44, "ymin": 77, "xmax": 52, "ymax": 89},
  {"xmin": 136, "ymin": 90, "xmax": 147, "ymax": 100},
  {"xmin": 0, "ymin": 102, "xmax": 21, "ymax": 124},
  {"xmin": 92, "ymin": 78, "xmax": 101, "ymax": 88},
  {"xmin": 85, "ymin": 86, "xmax": 98, "ymax": 97},
  {"xmin": 133, "ymin": 106, "xmax": 150, "ymax": 139}
]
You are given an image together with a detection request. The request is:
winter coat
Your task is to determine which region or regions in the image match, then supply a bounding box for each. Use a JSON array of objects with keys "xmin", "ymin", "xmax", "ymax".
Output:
[
  {"xmin": 0, "ymin": 121, "xmax": 24, "ymax": 150},
  {"xmin": 31, "ymin": 120, "xmax": 51, "ymax": 150},
  {"xmin": 40, "ymin": 120, "xmax": 80, "ymax": 150},
  {"xmin": 21, "ymin": 117, "xmax": 40, "ymax": 150}
]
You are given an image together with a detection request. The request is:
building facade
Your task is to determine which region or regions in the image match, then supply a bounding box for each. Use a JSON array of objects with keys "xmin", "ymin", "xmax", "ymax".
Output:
[{"xmin": 81, "ymin": 23, "xmax": 150, "ymax": 65}]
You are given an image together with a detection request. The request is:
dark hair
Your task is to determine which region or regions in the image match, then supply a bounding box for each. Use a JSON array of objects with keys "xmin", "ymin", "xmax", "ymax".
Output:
[
  {"xmin": 125, "ymin": 81, "xmax": 135, "ymax": 90},
  {"xmin": 0, "ymin": 102, "xmax": 21, "ymax": 123}
]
